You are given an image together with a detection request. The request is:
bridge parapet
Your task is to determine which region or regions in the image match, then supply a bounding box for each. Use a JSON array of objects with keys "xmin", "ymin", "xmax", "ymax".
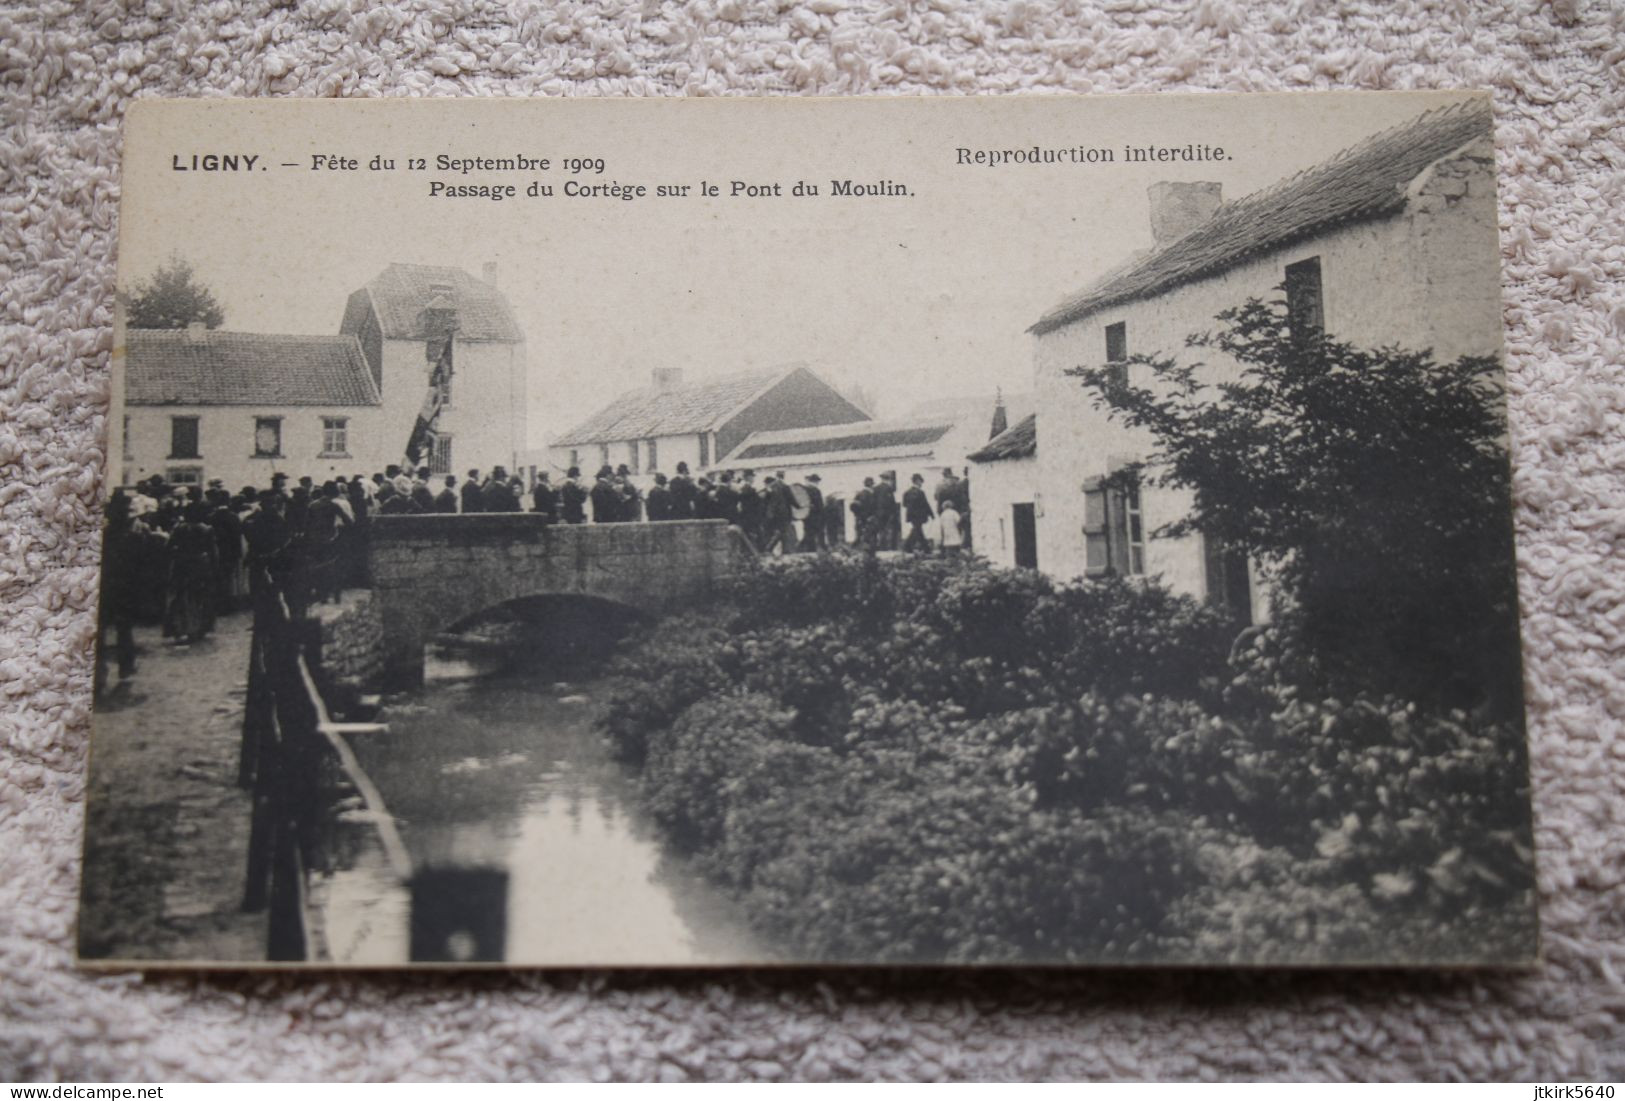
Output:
[{"xmin": 368, "ymin": 517, "xmax": 752, "ymax": 688}]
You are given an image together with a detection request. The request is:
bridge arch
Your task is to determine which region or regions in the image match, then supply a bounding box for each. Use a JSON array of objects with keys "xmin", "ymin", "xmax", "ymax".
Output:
[{"xmin": 368, "ymin": 515, "xmax": 753, "ymax": 688}]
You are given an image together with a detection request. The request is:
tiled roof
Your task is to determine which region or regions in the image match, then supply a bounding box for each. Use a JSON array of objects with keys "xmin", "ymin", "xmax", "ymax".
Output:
[
  {"xmin": 354, "ymin": 263, "xmax": 523, "ymax": 343},
  {"xmin": 1031, "ymin": 99, "xmax": 1494, "ymax": 335},
  {"xmin": 554, "ymin": 366, "xmax": 803, "ymax": 446},
  {"xmin": 728, "ymin": 418, "xmax": 955, "ymax": 463},
  {"xmin": 967, "ymin": 413, "xmax": 1036, "ymax": 463},
  {"xmin": 125, "ymin": 329, "xmax": 381, "ymax": 407}
]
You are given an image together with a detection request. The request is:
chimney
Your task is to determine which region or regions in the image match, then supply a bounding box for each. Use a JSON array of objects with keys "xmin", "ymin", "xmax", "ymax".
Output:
[
  {"xmin": 1147, "ymin": 181, "xmax": 1222, "ymax": 247},
  {"xmin": 652, "ymin": 368, "xmax": 684, "ymax": 392},
  {"xmin": 482, "ymin": 261, "xmax": 499, "ymax": 287},
  {"xmin": 186, "ymin": 320, "xmax": 208, "ymax": 344}
]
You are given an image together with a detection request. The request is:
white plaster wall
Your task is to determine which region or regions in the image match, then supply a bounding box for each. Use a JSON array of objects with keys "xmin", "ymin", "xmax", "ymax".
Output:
[
  {"xmin": 406, "ymin": 338, "xmax": 528, "ymax": 477},
  {"xmin": 123, "ymin": 404, "xmax": 387, "ymax": 490},
  {"xmin": 967, "ymin": 455, "xmax": 1036, "ymax": 569}
]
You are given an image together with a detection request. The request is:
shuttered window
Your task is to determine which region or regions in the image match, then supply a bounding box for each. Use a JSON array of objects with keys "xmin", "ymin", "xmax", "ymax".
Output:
[{"xmin": 170, "ymin": 416, "xmax": 199, "ymax": 459}]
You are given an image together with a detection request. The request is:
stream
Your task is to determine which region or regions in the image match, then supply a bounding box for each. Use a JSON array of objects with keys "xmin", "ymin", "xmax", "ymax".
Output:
[{"xmin": 316, "ymin": 617, "xmax": 774, "ymax": 966}]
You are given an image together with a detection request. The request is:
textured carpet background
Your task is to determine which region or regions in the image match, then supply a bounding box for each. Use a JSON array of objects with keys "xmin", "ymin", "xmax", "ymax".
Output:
[{"xmin": 3, "ymin": 0, "xmax": 1623, "ymax": 1082}]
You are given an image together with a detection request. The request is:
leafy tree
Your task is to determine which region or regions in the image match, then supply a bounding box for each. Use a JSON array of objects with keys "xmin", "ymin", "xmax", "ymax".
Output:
[
  {"xmin": 1068, "ymin": 296, "xmax": 1521, "ymax": 713},
  {"xmin": 124, "ymin": 254, "xmax": 225, "ymax": 329}
]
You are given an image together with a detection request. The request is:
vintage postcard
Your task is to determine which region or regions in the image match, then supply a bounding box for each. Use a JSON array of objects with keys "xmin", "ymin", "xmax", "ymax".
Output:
[{"xmin": 81, "ymin": 92, "xmax": 1536, "ymax": 968}]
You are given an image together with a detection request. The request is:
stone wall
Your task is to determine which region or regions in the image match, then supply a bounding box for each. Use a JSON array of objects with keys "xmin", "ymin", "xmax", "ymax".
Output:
[{"xmin": 312, "ymin": 590, "xmax": 385, "ymax": 692}]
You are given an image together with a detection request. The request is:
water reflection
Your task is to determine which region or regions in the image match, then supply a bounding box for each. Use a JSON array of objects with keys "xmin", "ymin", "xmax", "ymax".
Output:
[{"xmin": 319, "ymin": 609, "xmax": 773, "ymax": 966}]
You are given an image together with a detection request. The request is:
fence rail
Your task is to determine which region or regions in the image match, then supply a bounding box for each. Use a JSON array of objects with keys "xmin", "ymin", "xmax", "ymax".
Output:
[{"xmin": 238, "ymin": 579, "xmax": 407, "ymax": 962}]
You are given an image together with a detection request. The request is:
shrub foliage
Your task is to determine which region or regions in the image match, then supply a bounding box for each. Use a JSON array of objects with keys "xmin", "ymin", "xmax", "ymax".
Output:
[{"xmin": 600, "ymin": 553, "xmax": 1534, "ymax": 964}]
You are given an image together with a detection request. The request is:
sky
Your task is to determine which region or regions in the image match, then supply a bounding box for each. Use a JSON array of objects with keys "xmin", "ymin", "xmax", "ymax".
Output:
[{"xmin": 116, "ymin": 93, "xmax": 1472, "ymax": 450}]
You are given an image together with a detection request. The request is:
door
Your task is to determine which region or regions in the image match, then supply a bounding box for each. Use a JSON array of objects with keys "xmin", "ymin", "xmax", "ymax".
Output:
[{"xmin": 1012, "ymin": 503, "xmax": 1038, "ymax": 570}]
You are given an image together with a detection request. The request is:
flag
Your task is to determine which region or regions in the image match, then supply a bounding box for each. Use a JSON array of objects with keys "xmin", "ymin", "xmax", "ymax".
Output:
[{"xmin": 405, "ymin": 338, "xmax": 451, "ymax": 466}]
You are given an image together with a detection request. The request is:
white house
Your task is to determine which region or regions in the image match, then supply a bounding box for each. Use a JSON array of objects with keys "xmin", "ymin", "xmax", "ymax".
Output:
[
  {"xmin": 1028, "ymin": 99, "xmax": 1501, "ymax": 622},
  {"xmin": 339, "ymin": 262, "xmax": 527, "ymax": 479},
  {"xmin": 548, "ymin": 365, "xmax": 870, "ymax": 484},
  {"xmin": 119, "ymin": 326, "xmax": 386, "ymax": 490},
  {"xmin": 967, "ymin": 412, "xmax": 1038, "ymax": 570}
]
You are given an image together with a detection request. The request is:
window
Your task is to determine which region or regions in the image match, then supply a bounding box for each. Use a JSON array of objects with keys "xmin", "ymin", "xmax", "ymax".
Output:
[
  {"xmin": 169, "ymin": 416, "xmax": 199, "ymax": 459},
  {"xmin": 1105, "ymin": 321, "xmax": 1128, "ymax": 387},
  {"xmin": 569, "ymin": 449, "xmax": 580, "ymax": 470},
  {"xmin": 627, "ymin": 440, "xmax": 640, "ymax": 475},
  {"xmin": 320, "ymin": 417, "xmax": 349, "ymax": 457},
  {"xmin": 431, "ymin": 434, "xmax": 453, "ymax": 475},
  {"xmin": 253, "ymin": 417, "xmax": 282, "ymax": 458},
  {"xmin": 599, "ymin": 443, "xmax": 611, "ymax": 471},
  {"xmin": 1285, "ymin": 256, "xmax": 1324, "ymax": 344},
  {"xmin": 122, "ymin": 415, "xmax": 133, "ymax": 460},
  {"xmin": 1081, "ymin": 470, "xmax": 1145, "ymax": 577},
  {"xmin": 1203, "ymin": 533, "xmax": 1254, "ymax": 625},
  {"xmin": 166, "ymin": 466, "xmax": 203, "ymax": 487},
  {"xmin": 698, "ymin": 433, "xmax": 710, "ymax": 468},
  {"xmin": 645, "ymin": 438, "xmax": 658, "ymax": 471}
]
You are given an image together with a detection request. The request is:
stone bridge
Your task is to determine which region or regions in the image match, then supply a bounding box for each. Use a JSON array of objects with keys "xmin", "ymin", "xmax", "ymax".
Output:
[{"xmin": 367, "ymin": 516, "xmax": 756, "ymax": 688}]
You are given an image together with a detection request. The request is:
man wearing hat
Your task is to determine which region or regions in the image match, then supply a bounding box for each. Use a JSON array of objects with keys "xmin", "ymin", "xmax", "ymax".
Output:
[
  {"xmin": 560, "ymin": 467, "xmax": 588, "ymax": 524},
  {"xmin": 461, "ymin": 468, "xmax": 484, "ymax": 514},
  {"xmin": 902, "ymin": 472, "xmax": 936, "ymax": 554},
  {"xmin": 797, "ymin": 473, "xmax": 826, "ymax": 552}
]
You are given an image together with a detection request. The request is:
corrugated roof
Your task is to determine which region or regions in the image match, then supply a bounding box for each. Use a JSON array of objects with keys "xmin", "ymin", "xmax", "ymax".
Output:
[
  {"xmin": 728, "ymin": 418, "xmax": 955, "ymax": 462},
  {"xmin": 553, "ymin": 365, "xmax": 803, "ymax": 446},
  {"xmin": 125, "ymin": 329, "xmax": 381, "ymax": 407},
  {"xmin": 967, "ymin": 413, "xmax": 1036, "ymax": 463},
  {"xmin": 1030, "ymin": 99, "xmax": 1494, "ymax": 335},
  {"xmin": 353, "ymin": 263, "xmax": 523, "ymax": 343}
]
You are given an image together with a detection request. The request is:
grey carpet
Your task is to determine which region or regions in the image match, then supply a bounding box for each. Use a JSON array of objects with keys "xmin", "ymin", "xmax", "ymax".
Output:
[{"xmin": 3, "ymin": 0, "xmax": 1623, "ymax": 1081}]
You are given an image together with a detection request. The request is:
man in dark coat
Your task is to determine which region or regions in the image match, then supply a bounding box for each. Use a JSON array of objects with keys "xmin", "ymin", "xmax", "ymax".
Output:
[
  {"xmin": 714, "ymin": 471, "xmax": 739, "ymax": 530},
  {"xmin": 482, "ymin": 466, "xmax": 520, "ymax": 513},
  {"xmin": 797, "ymin": 473, "xmax": 826, "ymax": 552},
  {"xmin": 668, "ymin": 461, "xmax": 696, "ymax": 520},
  {"xmin": 646, "ymin": 473, "xmax": 672, "ymax": 521},
  {"xmin": 590, "ymin": 468, "xmax": 619, "ymax": 523},
  {"xmin": 560, "ymin": 467, "xmax": 588, "ymax": 524},
  {"xmin": 411, "ymin": 468, "xmax": 438, "ymax": 514},
  {"xmin": 761, "ymin": 475, "xmax": 798, "ymax": 556},
  {"xmin": 736, "ymin": 470, "xmax": 764, "ymax": 544},
  {"xmin": 873, "ymin": 472, "xmax": 900, "ymax": 551},
  {"xmin": 242, "ymin": 490, "xmax": 296, "ymax": 603},
  {"xmin": 95, "ymin": 491, "xmax": 139, "ymax": 696},
  {"xmin": 531, "ymin": 472, "xmax": 559, "ymax": 523},
  {"xmin": 435, "ymin": 476, "xmax": 459, "ymax": 513},
  {"xmin": 902, "ymin": 472, "xmax": 935, "ymax": 553},
  {"xmin": 851, "ymin": 478, "xmax": 877, "ymax": 551},
  {"xmin": 461, "ymin": 469, "xmax": 484, "ymax": 514}
]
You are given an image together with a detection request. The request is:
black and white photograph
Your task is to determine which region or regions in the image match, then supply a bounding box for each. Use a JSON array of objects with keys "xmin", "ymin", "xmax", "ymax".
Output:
[{"xmin": 80, "ymin": 92, "xmax": 1536, "ymax": 969}]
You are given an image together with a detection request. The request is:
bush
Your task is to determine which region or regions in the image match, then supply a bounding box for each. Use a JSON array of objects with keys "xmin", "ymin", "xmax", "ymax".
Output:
[{"xmin": 593, "ymin": 552, "xmax": 1533, "ymax": 964}]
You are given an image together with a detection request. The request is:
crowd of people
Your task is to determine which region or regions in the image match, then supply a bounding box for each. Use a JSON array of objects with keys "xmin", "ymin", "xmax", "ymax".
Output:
[{"xmin": 94, "ymin": 461, "xmax": 973, "ymax": 693}]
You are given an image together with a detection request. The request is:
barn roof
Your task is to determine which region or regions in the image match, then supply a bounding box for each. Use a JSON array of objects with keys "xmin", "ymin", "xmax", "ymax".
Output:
[
  {"xmin": 554, "ymin": 365, "xmax": 811, "ymax": 447},
  {"xmin": 125, "ymin": 329, "xmax": 381, "ymax": 407},
  {"xmin": 351, "ymin": 263, "xmax": 523, "ymax": 343},
  {"xmin": 726, "ymin": 418, "xmax": 955, "ymax": 466},
  {"xmin": 967, "ymin": 413, "xmax": 1036, "ymax": 463},
  {"xmin": 1030, "ymin": 98, "xmax": 1494, "ymax": 335}
]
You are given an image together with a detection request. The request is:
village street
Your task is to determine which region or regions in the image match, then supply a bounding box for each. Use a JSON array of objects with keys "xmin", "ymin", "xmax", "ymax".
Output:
[{"xmin": 78, "ymin": 613, "xmax": 265, "ymax": 963}]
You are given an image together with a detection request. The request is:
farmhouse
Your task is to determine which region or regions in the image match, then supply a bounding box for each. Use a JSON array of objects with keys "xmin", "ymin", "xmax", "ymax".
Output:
[
  {"xmin": 1027, "ymin": 99, "xmax": 1500, "ymax": 622},
  {"xmin": 119, "ymin": 326, "xmax": 385, "ymax": 491},
  {"xmin": 548, "ymin": 365, "xmax": 869, "ymax": 482}
]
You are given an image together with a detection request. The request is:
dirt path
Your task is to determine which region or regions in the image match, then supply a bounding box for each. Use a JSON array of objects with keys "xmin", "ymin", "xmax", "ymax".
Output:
[{"xmin": 78, "ymin": 611, "xmax": 268, "ymax": 964}]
